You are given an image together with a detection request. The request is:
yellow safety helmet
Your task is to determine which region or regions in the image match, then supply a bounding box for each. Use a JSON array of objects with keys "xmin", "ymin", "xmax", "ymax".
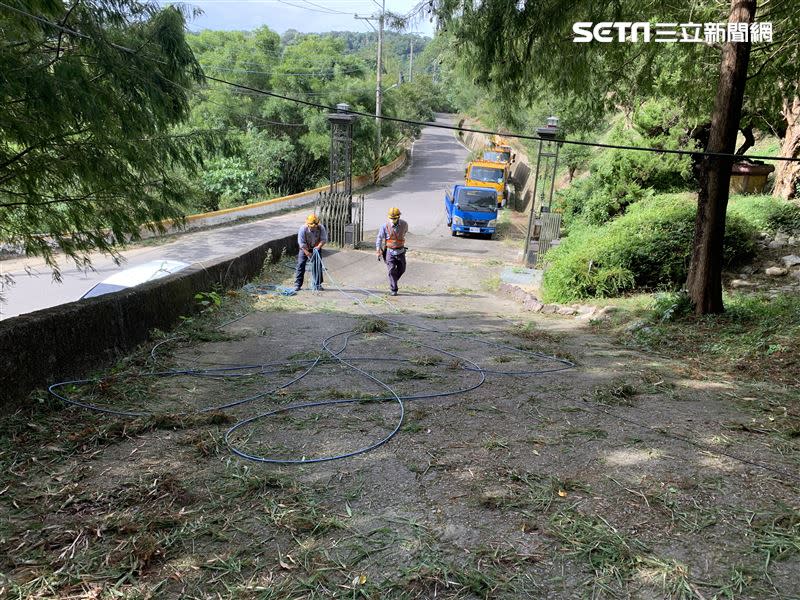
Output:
[
  {"xmin": 306, "ymin": 213, "xmax": 320, "ymax": 225},
  {"xmin": 388, "ymin": 207, "xmax": 401, "ymax": 219}
]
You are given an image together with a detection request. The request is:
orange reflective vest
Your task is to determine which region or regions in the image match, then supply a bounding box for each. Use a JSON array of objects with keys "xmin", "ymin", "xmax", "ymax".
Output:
[{"xmin": 386, "ymin": 221, "xmax": 405, "ymax": 249}]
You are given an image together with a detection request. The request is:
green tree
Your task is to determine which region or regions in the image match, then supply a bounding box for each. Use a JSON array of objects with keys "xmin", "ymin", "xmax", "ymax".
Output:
[
  {"xmin": 200, "ymin": 157, "xmax": 261, "ymax": 211},
  {"xmin": 435, "ymin": 0, "xmax": 800, "ymax": 313},
  {"xmin": 0, "ymin": 0, "xmax": 216, "ymax": 278}
]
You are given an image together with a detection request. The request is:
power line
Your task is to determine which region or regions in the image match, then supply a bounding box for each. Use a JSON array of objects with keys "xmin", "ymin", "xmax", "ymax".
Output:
[
  {"xmin": 203, "ymin": 75, "xmax": 800, "ymax": 163},
  {"xmin": 3, "ymin": 1, "xmax": 799, "ymax": 164},
  {"xmin": 275, "ymin": 0, "xmax": 353, "ymax": 14},
  {"xmin": 298, "ymin": 0, "xmax": 353, "ymax": 15},
  {"xmin": 226, "ymin": 87, "xmax": 332, "ymax": 97},
  {"xmin": 188, "ymin": 89, "xmax": 308, "ymax": 127},
  {"xmin": 200, "ymin": 64, "xmax": 364, "ymax": 76}
]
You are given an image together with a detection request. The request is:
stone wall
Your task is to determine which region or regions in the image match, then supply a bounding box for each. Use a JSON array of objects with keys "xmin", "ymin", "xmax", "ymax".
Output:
[{"xmin": 0, "ymin": 235, "xmax": 298, "ymax": 406}]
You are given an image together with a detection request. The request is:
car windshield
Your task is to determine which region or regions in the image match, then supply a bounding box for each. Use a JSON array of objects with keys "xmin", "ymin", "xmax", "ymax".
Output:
[
  {"xmin": 457, "ymin": 189, "xmax": 497, "ymax": 212},
  {"xmin": 469, "ymin": 166, "xmax": 504, "ymax": 183}
]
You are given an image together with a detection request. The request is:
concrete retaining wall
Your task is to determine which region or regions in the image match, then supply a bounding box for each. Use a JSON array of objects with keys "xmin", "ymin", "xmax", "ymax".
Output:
[
  {"xmin": 0, "ymin": 234, "xmax": 298, "ymax": 406},
  {"xmin": 150, "ymin": 150, "xmax": 409, "ymax": 235},
  {"xmin": 0, "ymin": 149, "xmax": 412, "ymax": 405}
]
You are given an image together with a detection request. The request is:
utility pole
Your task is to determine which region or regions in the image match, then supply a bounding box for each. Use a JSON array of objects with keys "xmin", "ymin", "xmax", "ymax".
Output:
[
  {"xmin": 409, "ymin": 38, "xmax": 413, "ymax": 83},
  {"xmin": 376, "ymin": 0, "xmax": 384, "ymax": 182},
  {"xmin": 355, "ymin": 0, "xmax": 386, "ymax": 183}
]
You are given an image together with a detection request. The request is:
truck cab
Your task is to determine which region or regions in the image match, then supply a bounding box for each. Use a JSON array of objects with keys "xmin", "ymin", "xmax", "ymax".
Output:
[
  {"xmin": 482, "ymin": 150, "xmax": 513, "ymax": 187},
  {"xmin": 482, "ymin": 149, "xmax": 511, "ymax": 164},
  {"xmin": 465, "ymin": 160, "xmax": 507, "ymax": 208},
  {"xmin": 445, "ymin": 185, "xmax": 499, "ymax": 239}
]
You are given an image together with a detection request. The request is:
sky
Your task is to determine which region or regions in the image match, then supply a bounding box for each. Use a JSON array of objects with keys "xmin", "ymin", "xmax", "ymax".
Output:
[{"xmin": 161, "ymin": 0, "xmax": 435, "ymax": 36}]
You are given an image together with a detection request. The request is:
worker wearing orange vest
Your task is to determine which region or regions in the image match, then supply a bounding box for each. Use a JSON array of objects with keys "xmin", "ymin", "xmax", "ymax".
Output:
[{"xmin": 376, "ymin": 207, "xmax": 408, "ymax": 296}]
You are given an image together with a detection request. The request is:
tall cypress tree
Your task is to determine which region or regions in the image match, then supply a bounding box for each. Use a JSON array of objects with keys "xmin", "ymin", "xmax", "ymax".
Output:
[
  {"xmin": 0, "ymin": 0, "xmax": 216, "ymax": 278},
  {"xmin": 435, "ymin": 0, "xmax": 800, "ymax": 314}
]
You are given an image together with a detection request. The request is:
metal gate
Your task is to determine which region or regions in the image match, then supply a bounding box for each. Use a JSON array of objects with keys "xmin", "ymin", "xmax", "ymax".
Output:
[
  {"xmin": 314, "ymin": 192, "xmax": 364, "ymax": 248},
  {"xmin": 535, "ymin": 211, "xmax": 562, "ymax": 267}
]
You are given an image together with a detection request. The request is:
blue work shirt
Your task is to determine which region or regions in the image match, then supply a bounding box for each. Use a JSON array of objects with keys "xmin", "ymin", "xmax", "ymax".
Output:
[
  {"xmin": 298, "ymin": 224, "xmax": 328, "ymax": 250},
  {"xmin": 376, "ymin": 219, "xmax": 408, "ymax": 256}
]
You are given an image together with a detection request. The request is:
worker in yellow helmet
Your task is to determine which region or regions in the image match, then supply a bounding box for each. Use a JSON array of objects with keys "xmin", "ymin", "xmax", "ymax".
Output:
[
  {"xmin": 376, "ymin": 207, "xmax": 408, "ymax": 296},
  {"xmin": 294, "ymin": 213, "xmax": 328, "ymax": 291}
]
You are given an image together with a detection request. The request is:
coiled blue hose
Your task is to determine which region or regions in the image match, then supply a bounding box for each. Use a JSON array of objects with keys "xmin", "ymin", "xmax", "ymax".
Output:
[{"xmin": 49, "ymin": 249, "xmax": 574, "ymax": 464}]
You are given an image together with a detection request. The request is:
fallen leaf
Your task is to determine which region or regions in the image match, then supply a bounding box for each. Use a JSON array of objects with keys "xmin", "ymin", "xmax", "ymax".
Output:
[
  {"xmin": 279, "ymin": 558, "xmax": 294, "ymax": 570},
  {"xmin": 557, "ymin": 489, "xmax": 567, "ymax": 498}
]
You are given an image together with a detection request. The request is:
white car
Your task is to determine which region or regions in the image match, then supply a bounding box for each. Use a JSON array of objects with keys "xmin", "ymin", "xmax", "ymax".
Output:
[{"xmin": 81, "ymin": 260, "xmax": 191, "ymax": 299}]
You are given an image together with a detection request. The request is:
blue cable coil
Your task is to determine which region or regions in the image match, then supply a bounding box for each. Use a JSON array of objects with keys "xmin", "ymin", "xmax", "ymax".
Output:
[{"xmin": 49, "ymin": 249, "xmax": 576, "ymax": 465}]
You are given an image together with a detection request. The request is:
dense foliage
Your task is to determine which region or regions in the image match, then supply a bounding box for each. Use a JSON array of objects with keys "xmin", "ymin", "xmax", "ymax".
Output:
[
  {"xmin": 541, "ymin": 194, "xmax": 756, "ymax": 302},
  {"xmin": 182, "ymin": 28, "xmax": 447, "ymax": 212},
  {"xmin": 555, "ymin": 99, "xmax": 695, "ymax": 228},
  {"xmin": 727, "ymin": 195, "xmax": 800, "ymax": 235},
  {"xmin": 0, "ymin": 0, "xmax": 215, "ymax": 275}
]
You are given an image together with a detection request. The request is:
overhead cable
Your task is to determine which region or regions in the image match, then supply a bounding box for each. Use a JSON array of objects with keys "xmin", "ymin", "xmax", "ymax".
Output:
[{"xmin": 3, "ymin": 1, "xmax": 798, "ymax": 163}]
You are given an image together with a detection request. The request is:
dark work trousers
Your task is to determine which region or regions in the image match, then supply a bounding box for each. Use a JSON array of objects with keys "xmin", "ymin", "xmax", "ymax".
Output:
[
  {"xmin": 385, "ymin": 251, "xmax": 407, "ymax": 293},
  {"xmin": 294, "ymin": 250, "xmax": 323, "ymax": 289}
]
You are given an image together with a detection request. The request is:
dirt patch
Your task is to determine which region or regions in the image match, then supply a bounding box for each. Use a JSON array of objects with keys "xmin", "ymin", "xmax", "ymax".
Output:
[{"xmin": 2, "ymin": 247, "xmax": 799, "ymax": 599}]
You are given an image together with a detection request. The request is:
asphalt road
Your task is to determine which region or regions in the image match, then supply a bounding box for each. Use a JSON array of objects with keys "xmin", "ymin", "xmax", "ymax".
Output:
[{"xmin": 0, "ymin": 113, "xmax": 483, "ymax": 320}]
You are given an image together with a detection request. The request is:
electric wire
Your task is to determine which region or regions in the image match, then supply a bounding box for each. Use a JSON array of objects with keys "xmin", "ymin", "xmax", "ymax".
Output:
[
  {"xmin": 48, "ymin": 247, "xmax": 573, "ymax": 464},
  {"xmin": 276, "ymin": 0, "xmax": 354, "ymax": 14},
  {"xmin": 5, "ymin": 1, "xmax": 798, "ymax": 163},
  {"xmin": 201, "ymin": 65, "xmax": 364, "ymax": 76},
  {"xmin": 203, "ymin": 74, "xmax": 800, "ymax": 163}
]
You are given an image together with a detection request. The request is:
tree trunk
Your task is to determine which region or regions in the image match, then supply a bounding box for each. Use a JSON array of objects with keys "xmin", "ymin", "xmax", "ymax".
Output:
[
  {"xmin": 686, "ymin": 0, "xmax": 755, "ymax": 315},
  {"xmin": 772, "ymin": 96, "xmax": 800, "ymax": 201}
]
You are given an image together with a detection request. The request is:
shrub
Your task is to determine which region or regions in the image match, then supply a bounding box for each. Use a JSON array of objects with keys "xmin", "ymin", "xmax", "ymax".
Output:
[
  {"xmin": 726, "ymin": 194, "xmax": 800, "ymax": 234},
  {"xmin": 201, "ymin": 157, "xmax": 262, "ymax": 211},
  {"xmin": 542, "ymin": 194, "xmax": 756, "ymax": 302},
  {"xmin": 768, "ymin": 203, "xmax": 800, "ymax": 234},
  {"xmin": 650, "ymin": 291, "xmax": 693, "ymax": 323},
  {"xmin": 554, "ymin": 99, "xmax": 695, "ymax": 228}
]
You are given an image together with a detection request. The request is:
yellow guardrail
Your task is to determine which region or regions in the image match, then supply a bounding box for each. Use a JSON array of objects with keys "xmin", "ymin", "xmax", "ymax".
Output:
[{"xmin": 180, "ymin": 150, "xmax": 408, "ymax": 226}]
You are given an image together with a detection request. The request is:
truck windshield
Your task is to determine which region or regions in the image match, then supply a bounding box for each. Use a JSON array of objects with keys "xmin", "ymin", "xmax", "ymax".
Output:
[
  {"xmin": 457, "ymin": 189, "xmax": 497, "ymax": 212},
  {"xmin": 469, "ymin": 166, "xmax": 504, "ymax": 183},
  {"xmin": 483, "ymin": 152, "xmax": 503, "ymax": 162}
]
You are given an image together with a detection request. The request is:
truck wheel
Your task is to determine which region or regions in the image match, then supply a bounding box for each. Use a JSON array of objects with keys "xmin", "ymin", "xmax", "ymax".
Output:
[
  {"xmin": 486, "ymin": 233, "xmax": 494, "ymax": 240},
  {"xmin": 451, "ymin": 228, "xmax": 457, "ymax": 237}
]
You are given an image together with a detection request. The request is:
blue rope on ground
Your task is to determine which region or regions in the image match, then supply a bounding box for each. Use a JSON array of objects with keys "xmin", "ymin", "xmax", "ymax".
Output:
[
  {"xmin": 242, "ymin": 282, "xmax": 296, "ymax": 296},
  {"xmin": 49, "ymin": 248, "xmax": 577, "ymax": 465},
  {"xmin": 47, "ymin": 249, "xmax": 800, "ymax": 480}
]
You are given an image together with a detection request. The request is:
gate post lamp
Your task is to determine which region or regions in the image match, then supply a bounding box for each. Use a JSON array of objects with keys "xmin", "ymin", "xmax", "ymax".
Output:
[
  {"xmin": 523, "ymin": 116, "xmax": 562, "ymax": 267},
  {"xmin": 327, "ymin": 103, "xmax": 357, "ymax": 198}
]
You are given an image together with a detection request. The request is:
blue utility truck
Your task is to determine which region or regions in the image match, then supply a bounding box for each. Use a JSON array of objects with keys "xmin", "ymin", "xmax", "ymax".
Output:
[{"xmin": 445, "ymin": 185, "xmax": 499, "ymax": 239}]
